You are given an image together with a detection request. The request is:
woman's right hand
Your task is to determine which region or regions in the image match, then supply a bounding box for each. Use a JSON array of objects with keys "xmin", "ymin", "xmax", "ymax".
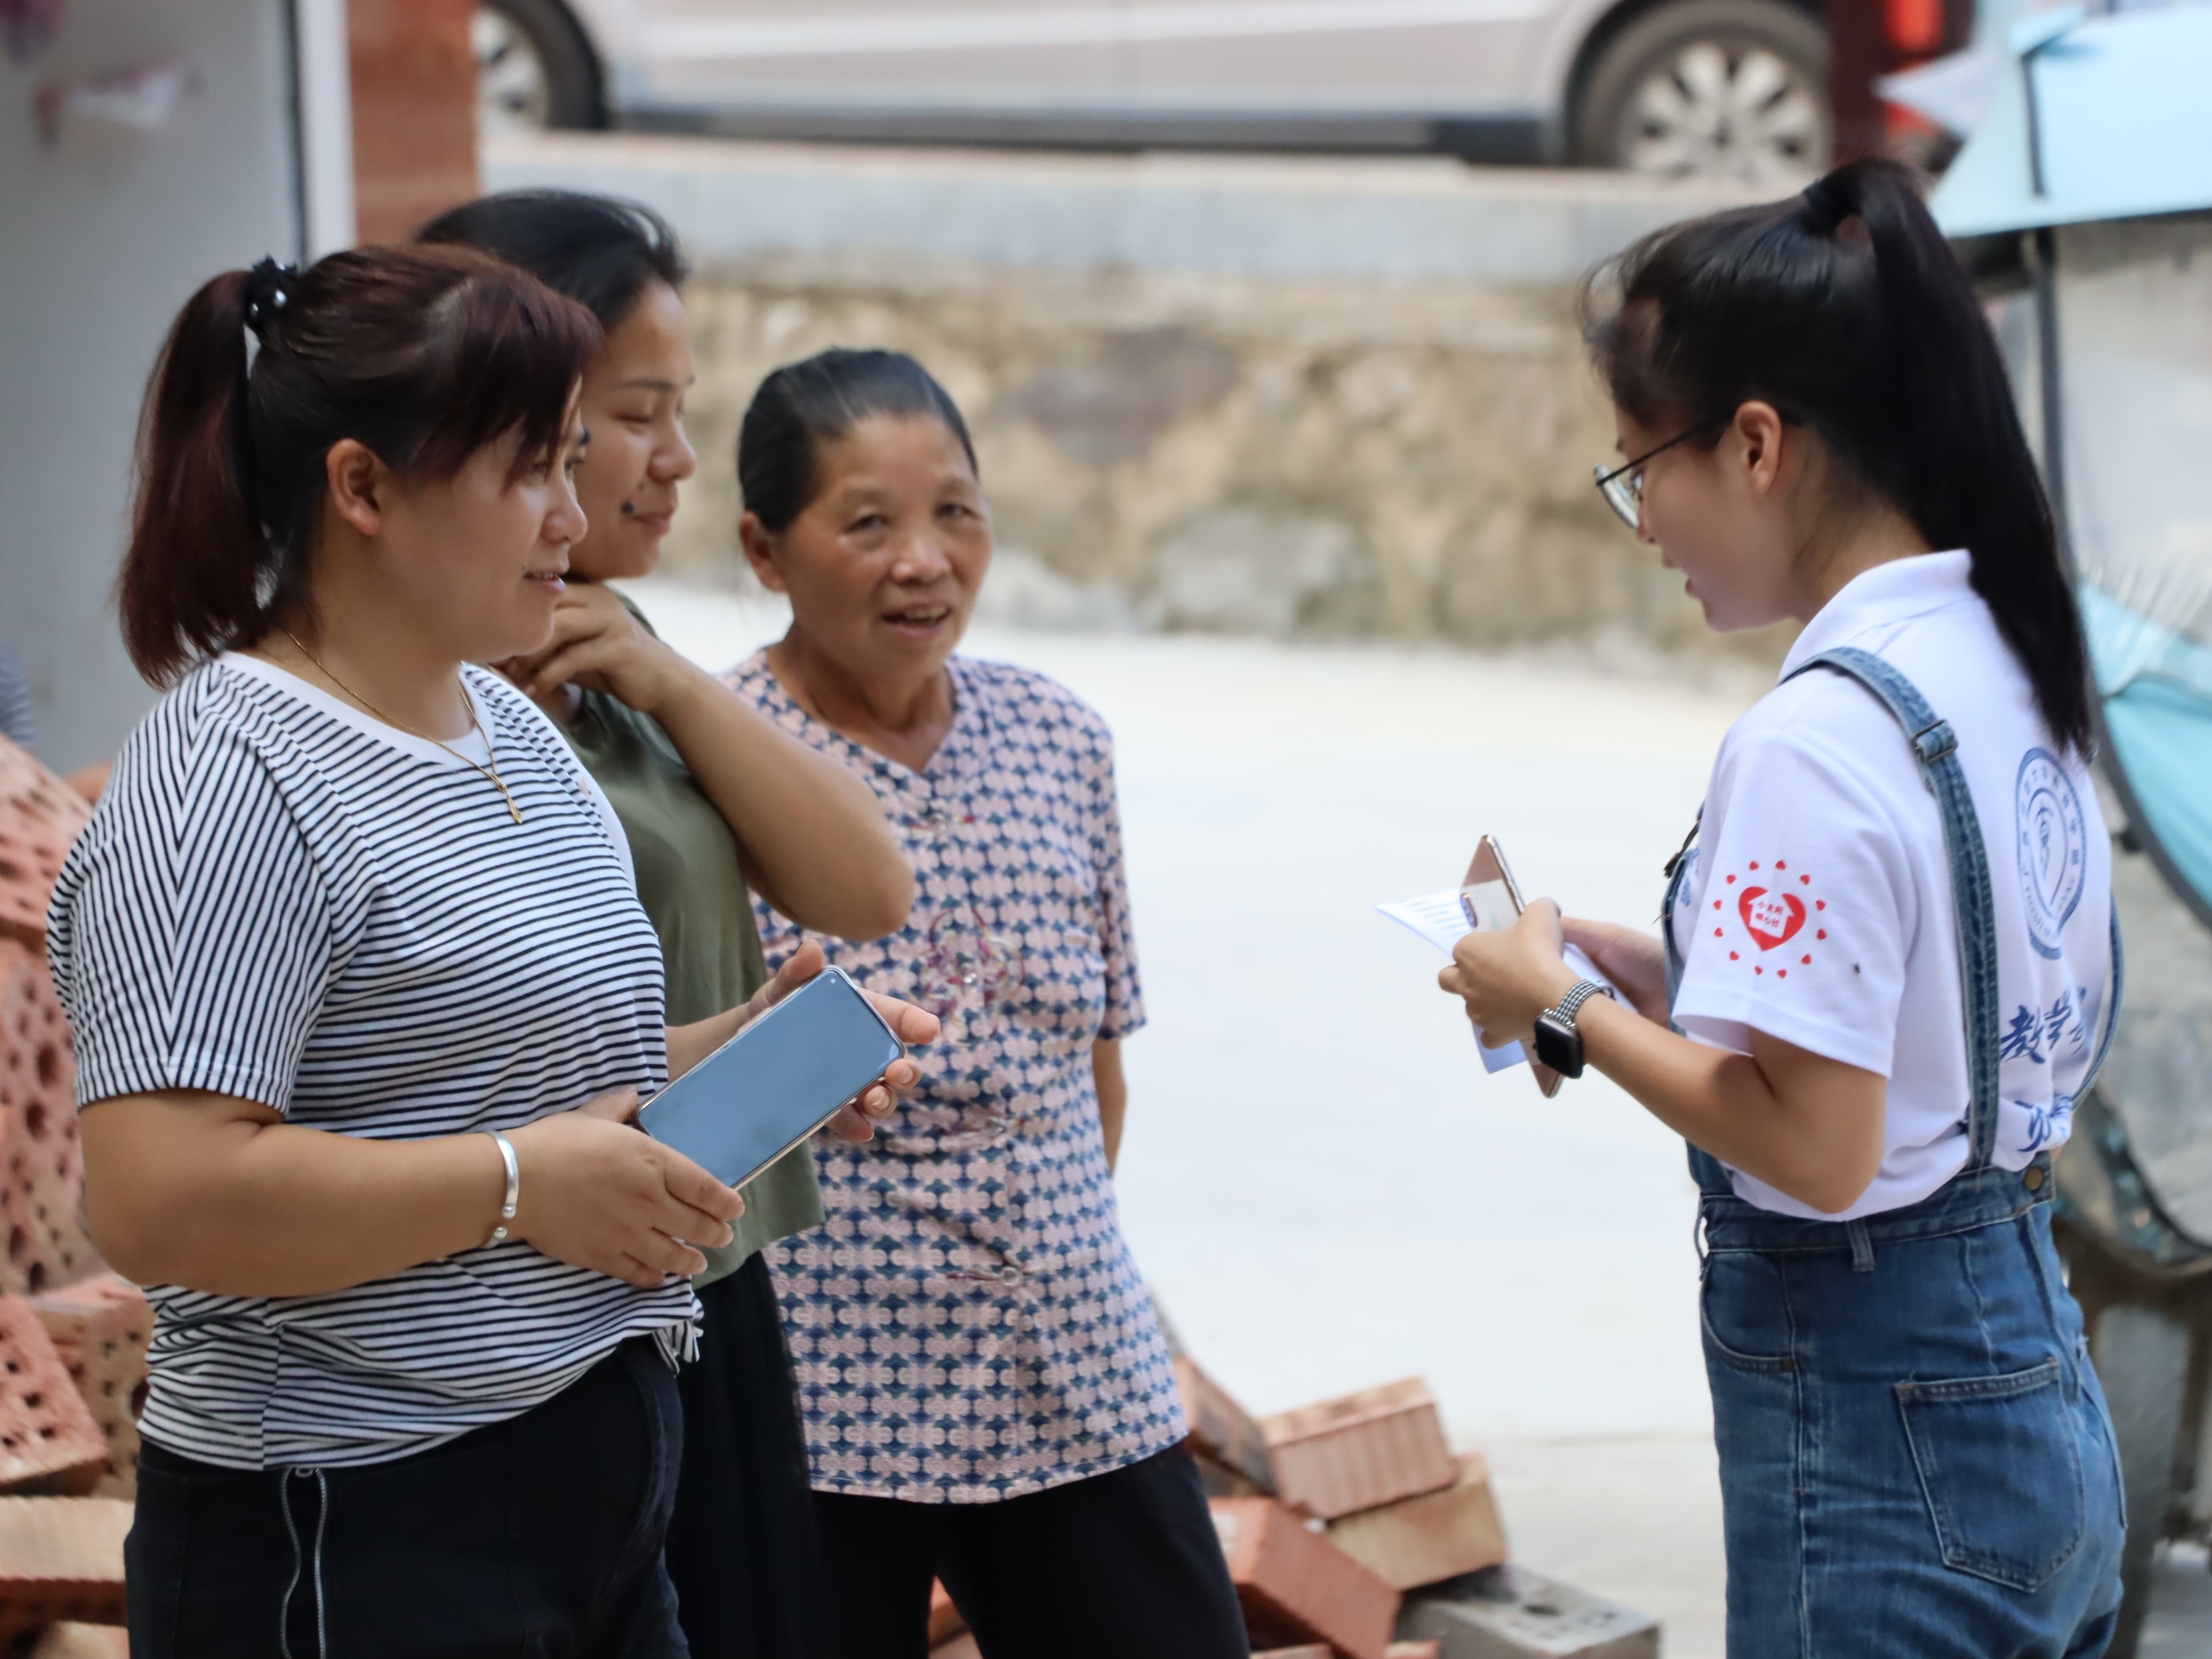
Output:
[
  {"xmin": 499, "ymin": 582, "xmax": 694, "ymax": 718},
  {"xmin": 1561, "ymin": 918, "xmax": 1670, "ymax": 1025},
  {"xmin": 504, "ymin": 1091, "xmax": 745, "ymax": 1288}
]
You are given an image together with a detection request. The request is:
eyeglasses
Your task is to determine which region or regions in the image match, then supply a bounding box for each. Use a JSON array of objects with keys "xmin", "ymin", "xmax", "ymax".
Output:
[{"xmin": 1591, "ymin": 423, "xmax": 1715, "ymax": 531}]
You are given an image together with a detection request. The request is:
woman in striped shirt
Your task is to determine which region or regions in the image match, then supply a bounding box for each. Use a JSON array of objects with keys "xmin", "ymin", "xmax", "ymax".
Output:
[{"xmin": 46, "ymin": 246, "xmax": 934, "ymax": 1656}]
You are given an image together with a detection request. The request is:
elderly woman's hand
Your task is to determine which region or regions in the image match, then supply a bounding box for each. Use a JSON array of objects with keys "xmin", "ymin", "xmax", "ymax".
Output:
[
  {"xmin": 741, "ymin": 940, "xmax": 939, "ymax": 1142},
  {"xmin": 1437, "ymin": 900, "xmax": 1583, "ymax": 1048}
]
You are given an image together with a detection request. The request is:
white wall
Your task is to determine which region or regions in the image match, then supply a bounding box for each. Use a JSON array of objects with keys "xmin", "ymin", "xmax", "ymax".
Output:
[{"xmin": 0, "ymin": 0, "xmax": 320, "ymax": 767}]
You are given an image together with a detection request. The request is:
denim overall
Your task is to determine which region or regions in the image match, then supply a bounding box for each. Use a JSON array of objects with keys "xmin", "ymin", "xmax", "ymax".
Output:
[{"xmin": 1664, "ymin": 648, "xmax": 2127, "ymax": 1658}]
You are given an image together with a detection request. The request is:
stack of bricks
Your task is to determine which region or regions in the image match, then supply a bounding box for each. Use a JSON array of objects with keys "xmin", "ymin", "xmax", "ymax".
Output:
[
  {"xmin": 1263, "ymin": 1379, "xmax": 1508, "ymax": 1597},
  {"xmin": 1170, "ymin": 1354, "xmax": 1654, "ymax": 1659},
  {"xmin": 0, "ymin": 739, "xmax": 140, "ymax": 1645},
  {"xmin": 29, "ymin": 1276, "xmax": 151, "ymax": 1500},
  {"xmin": 0, "ymin": 1500, "xmax": 131, "ymax": 1641},
  {"xmin": 1178, "ymin": 1358, "xmax": 1440, "ymax": 1658},
  {"xmin": 0, "ymin": 739, "xmax": 100, "ymax": 1303},
  {"xmin": 918, "ymin": 1365, "xmax": 1517, "ymax": 1658}
]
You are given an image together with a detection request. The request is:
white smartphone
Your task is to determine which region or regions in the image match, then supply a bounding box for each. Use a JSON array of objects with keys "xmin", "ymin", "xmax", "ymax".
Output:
[{"xmin": 639, "ymin": 965, "xmax": 905, "ymax": 1188}]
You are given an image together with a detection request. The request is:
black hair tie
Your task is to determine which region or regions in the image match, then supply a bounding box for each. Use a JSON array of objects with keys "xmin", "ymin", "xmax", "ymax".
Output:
[
  {"xmin": 1800, "ymin": 173, "xmax": 1855, "ymax": 235},
  {"xmin": 242, "ymin": 257, "xmax": 299, "ymax": 344}
]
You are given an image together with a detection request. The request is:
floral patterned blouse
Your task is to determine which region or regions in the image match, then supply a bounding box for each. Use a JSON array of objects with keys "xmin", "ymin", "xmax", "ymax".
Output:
[{"xmin": 726, "ymin": 650, "xmax": 1187, "ymax": 1502}]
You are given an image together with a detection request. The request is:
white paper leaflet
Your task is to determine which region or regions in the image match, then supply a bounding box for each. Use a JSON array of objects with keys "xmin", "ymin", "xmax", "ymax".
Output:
[{"xmin": 1377, "ymin": 885, "xmax": 1618, "ymax": 1074}]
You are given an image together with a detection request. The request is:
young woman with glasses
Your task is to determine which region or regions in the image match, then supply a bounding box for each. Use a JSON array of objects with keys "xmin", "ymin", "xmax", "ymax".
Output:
[
  {"xmin": 49, "ymin": 246, "xmax": 932, "ymax": 1655},
  {"xmin": 1443, "ymin": 160, "xmax": 2126, "ymax": 1656}
]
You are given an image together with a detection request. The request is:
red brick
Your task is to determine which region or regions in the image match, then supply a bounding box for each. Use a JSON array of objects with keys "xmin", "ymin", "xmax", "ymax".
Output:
[
  {"xmin": 349, "ymin": 0, "xmax": 480, "ymax": 242},
  {"xmin": 30, "ymin": 1274, "xmax": 151, "ymax": 1499},
  {"xmin": 30, "ymin": 1623, "xmax": 130, "ymax": 1658},
  {"xmin": 928, "ymin": 1579, "xmax": 964, "ymax": 1646},
  {"xmin": 1177, "ymin": 1356, "xmax": 1278, "ymax": 1495},
  {"xmin": 0, "ymin": 1298, "xmax": 105, "ymax": 1495},
  {"xmin": 1262, "ymin": 1379, "xmax": 1456, "ymax": 1521},
  {"xmin": 0, "ymin": 1496, "xmax": 130, "ymax": 1636},
  {"xmin": 0, "ymin": 739, "xmax": 90, "ymax": 952},
  {"xmin": 1325, "ymin": 1454, "xmax": 1508, "ymax": 1592},
  {"xmin": 0, "ymin": 943, "xmax": 99, "ymax": 1297},
  {"xmin": 1212, "ymin": 1496, "xmax": 1398, "ymax": 1659}
]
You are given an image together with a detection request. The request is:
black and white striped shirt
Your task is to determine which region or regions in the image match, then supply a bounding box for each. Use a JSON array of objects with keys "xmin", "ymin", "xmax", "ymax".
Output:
[{"xmin": 46, "ymin": 655, "xmax": 694, "ymax": 1470}]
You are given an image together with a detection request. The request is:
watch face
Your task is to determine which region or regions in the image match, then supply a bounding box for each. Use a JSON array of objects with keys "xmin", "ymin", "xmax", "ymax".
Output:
[{"xmin": 1534, "ymin": 1013, "xmax": 1584, "ymax": 1080}]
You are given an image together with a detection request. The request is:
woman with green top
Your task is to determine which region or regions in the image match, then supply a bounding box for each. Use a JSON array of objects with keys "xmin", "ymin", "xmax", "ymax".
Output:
[{"xmin": 420, "ymin": 193, "xmax": 915, "ymax": 1658}]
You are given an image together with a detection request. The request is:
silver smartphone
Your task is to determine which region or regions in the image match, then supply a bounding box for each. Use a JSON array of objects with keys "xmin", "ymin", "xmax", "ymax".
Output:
[{"xmin": 639, "ymin": 965, "xmax": 905, "ymax": 1189}]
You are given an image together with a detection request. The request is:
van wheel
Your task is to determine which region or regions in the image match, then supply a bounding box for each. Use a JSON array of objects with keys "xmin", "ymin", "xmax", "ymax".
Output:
[
  {"xmin": 474, "ymin": 0, "xmax": 602, "ymax": 134},
  {"xmin": 1573, "ymin": 0, "xmax": 1829, "ymax": 182}
]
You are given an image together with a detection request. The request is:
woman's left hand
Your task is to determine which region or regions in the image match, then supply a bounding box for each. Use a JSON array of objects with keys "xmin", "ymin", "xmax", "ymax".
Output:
[
  {"xmin": 1437, "ymin": 900, "xmax": 1581, "ymax": 1047},
  {"xmin": 740, "ymin": 940, "xmax": 939, "ymax": 1142},
  {"xmin": 499, "ymin": 582, "xmax": 690, "ymax": 715}
]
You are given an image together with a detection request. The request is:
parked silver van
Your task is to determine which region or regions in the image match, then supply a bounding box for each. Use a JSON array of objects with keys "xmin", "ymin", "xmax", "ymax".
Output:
[{"xmin": 476, "ymin": 0, "xmax": 1831, "ymax": 180}]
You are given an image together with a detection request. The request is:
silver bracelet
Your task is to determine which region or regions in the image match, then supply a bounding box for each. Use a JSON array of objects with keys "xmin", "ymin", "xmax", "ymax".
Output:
[{"xmin": 482, "ymin": 1129, "xmax": 520, "ymax": 1246}]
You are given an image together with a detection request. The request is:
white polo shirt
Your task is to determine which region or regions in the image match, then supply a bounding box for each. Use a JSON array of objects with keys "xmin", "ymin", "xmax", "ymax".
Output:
[{"xmin": 1668, "ymin": 552, "xmax": 2113, "ymax": 1220}]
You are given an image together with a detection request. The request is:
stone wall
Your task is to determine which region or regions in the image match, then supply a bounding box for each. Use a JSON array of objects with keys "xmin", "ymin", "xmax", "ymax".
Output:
[{"xmin": 671, "ymin": 251, "xmax": 1792, "ymax": 673}]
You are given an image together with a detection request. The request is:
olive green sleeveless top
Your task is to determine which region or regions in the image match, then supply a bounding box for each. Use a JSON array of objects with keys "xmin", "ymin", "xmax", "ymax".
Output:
[{"xmin": 555, "ymin": 604, "xmax": 825, "ymax": 1283}]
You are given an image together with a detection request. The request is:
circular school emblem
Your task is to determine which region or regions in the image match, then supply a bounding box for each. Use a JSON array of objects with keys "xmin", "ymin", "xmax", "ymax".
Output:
[{"xmin": 2015, "ymin": 748, "xmax": 2087, "ymax": 959}]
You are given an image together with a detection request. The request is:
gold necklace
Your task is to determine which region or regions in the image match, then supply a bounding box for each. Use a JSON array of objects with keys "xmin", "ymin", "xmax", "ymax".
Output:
[{"xmin": 280, "ymin": 630, "xmax": 523, "ymax": 824}]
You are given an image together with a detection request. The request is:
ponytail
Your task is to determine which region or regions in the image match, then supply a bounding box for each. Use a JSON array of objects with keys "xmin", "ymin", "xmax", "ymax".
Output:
[
  {"xmin": 1843, "ymin": 165, "xmax": 2089, "ymax": 756},
  {"xmin": 1581, "ymin": 158, "xmax": 2092, "ymax": 756},
  {"xmin": 121, "ymin": 246, "xmax": 602, "ymax": 686},
  {"xmin": 123, "ymin": 270, "xmax": 266, "ymax": 686}
]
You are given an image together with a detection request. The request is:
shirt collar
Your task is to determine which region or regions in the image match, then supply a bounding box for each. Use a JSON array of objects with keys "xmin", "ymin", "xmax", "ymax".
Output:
[
  {"xmin": 1780, "ymin": 550, "xmax": 1975, "ymax": 682},
  {"xmin": 736, "ymin": 646, "xmax": 981, "ymax": 786}
]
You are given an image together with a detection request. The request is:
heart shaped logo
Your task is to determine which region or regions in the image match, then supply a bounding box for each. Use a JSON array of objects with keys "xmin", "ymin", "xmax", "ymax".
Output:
[{"xmin": 1738, "ymin": 886, "xmax": 1806, "ymax": 951}]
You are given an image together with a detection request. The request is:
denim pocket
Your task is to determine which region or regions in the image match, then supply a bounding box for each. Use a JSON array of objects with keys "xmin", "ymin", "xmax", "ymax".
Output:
[
  {"xmin": 1897, "ymin": 1357, "xmax": 2085, "ymax": 1592},
  {"xmin": 1699, "ymin": 1251, "xmax": 1795, "ymax": 1376}
]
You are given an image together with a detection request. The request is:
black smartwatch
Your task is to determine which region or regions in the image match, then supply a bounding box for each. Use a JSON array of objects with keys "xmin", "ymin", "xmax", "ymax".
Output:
[{"xmin": 1532, "ymin": 980, "xmax": 1611, "ymax": 1080}]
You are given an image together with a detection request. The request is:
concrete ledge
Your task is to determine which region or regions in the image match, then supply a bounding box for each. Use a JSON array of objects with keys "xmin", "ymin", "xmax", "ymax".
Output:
[{"xmin": 481, "ymin": 133, "xmax": 1775, "ymax": 284}]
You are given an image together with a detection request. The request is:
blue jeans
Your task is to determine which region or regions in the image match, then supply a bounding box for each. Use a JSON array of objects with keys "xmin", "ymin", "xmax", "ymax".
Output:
[{"xmin": 1700, "ymin": 1157, "xmax": 2124, "ymax": 1658}]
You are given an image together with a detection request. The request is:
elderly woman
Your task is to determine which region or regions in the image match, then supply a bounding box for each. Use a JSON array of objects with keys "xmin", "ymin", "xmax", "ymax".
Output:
[{"xmin": 727, "ymin": 349, "xmax": 1248, "ymax": 1659}]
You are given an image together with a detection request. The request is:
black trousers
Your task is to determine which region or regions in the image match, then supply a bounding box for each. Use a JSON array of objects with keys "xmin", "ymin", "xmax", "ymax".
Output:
[
  {"xmin": 811, "ymin": 1446, "xmax": 1251, "ymax": 1659},
  {"xmin": 125, "ymin": 1338, "xmax": 687, "ymax": 1659},
  {"xmin": 665, "ymin": 1252, "xmax": 829, "ymax": 1659}
]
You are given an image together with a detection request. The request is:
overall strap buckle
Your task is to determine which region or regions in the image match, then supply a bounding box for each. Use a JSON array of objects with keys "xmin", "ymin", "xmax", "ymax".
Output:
[{"xmin": 1911, "ymin": 719, "xmax": 1958, "ymax": 766}]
